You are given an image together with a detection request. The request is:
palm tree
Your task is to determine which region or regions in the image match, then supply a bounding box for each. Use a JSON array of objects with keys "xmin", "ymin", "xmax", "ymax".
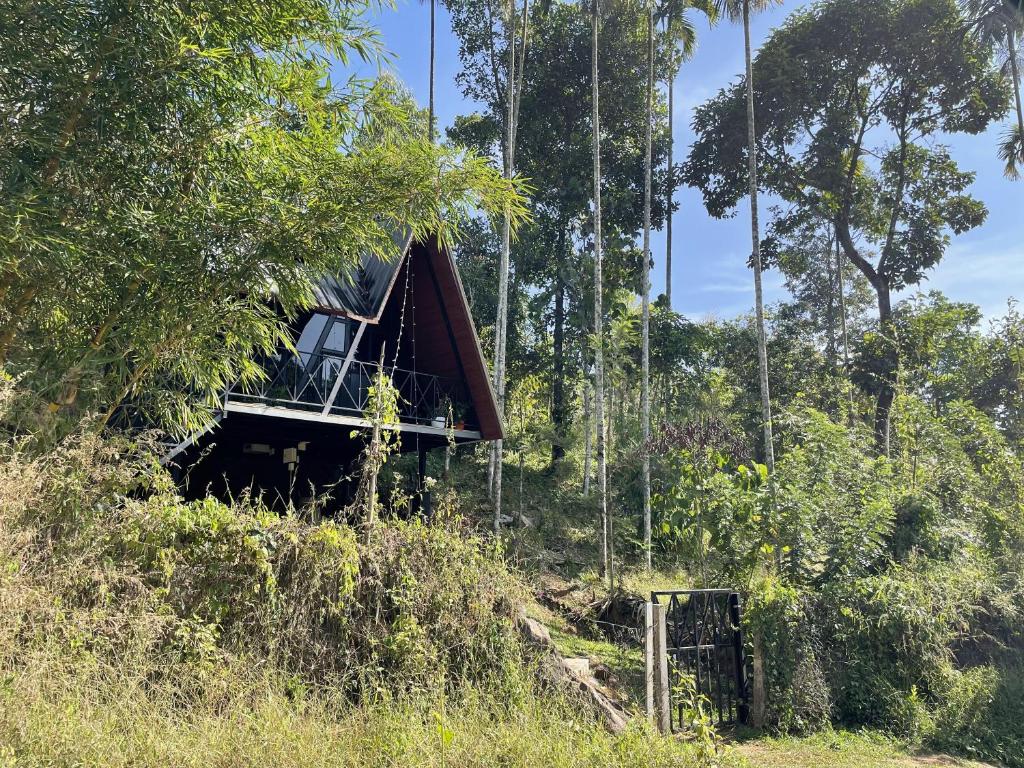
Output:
[
  {"xmin": 962, "ymin": 0, "xmax": 1024, "ymax": 178},
  {"xmin": 590, "ymin": 0, "xmax": 612, "ymax": 586},
  {"xmin": 658, "ymin": 2, "xmax": 707, "ymax": 307},
  {"xmin": 490, "ymin": 0, "xmax": 530, "ymax": 530},
  {"xmin": 712, "ymin": 0, "xmax": 781, "ymax": 474},
  {"xmin": 641, "ymin": 1, "xmax": 654, "ymax": 571},
  {"xmin": 492, "ymin": 0, "xmax": 518, "ymax": 531},
  {"xmin": 647, "ymin": 1, "xmax": 709, "ymax": 569},
  {"xmin": 429, "ymin": 0, "xmax": 436, "ymax": 141}
]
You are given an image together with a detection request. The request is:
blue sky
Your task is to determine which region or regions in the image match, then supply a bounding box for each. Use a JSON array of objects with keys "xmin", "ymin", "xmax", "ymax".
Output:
[{"xmin": 343, "ymin": 0, "xmax": 1023, "ymax": 322}]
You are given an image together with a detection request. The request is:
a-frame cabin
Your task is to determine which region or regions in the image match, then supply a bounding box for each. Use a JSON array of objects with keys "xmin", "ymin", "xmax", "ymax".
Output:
[{"xmin": 172, "ymin": 232, "xmax": 502, "ymax": 510}]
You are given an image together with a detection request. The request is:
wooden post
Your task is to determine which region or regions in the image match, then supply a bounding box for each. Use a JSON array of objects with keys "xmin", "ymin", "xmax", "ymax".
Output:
[
  {"xmin": 653, "ymin": 602, "xmax": 671, "ymax": 735},
  {"xmin": 645, "ymin": 602, "xmax": 655, "ymax": 723},
  {"xmin": 750, "ymin": 635, "xmax": 767, "ymax": 729}
]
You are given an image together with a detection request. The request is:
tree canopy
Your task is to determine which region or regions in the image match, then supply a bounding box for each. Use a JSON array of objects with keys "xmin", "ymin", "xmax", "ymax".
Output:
[
  {"xmin": 682, "ymin": 0, "xmax": 1008, "ymax": 448},
  {"xmin": 0, "ymin": 0, "xmax": 524, "ymax": 436}
]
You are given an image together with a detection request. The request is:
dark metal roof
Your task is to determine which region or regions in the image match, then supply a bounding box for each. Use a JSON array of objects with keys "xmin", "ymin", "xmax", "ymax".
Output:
[{"xmin": 311, "ymin": 230, "xmax": 413, "ymax": 321}]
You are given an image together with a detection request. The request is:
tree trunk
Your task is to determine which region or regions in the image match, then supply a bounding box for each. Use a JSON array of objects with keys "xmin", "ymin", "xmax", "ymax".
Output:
[
  {"xmin": 591, "ymin": 0, "xmax": 611, "ymax": 587},
  {"xmin": 824, "ymin": 235, "xmax": 838, "ymax": 369},
  {"xmin": 583, "ymin": 375, "xmax": 593, "ymax": 497},
  {"xmin": 641, "ymin": 7, "xmax": 654, "ymax": 572},
  {"xmin": 492, "ymin": 0, "xmax": 518, "ymax": 532},
  {"xmin": 364, "ymin": 419, "xmax": 380, "ymax": 545},
  {"xmin": 874, "ymin": 278, "xmax": 897, "ymax": 456},
  {"xmin": 552, "ymin": 268, "xmax": 566, "ymax": 468},
  {"xmin": 835, "ymin": 231, "xmax": 855, "ymax": 428},
  {"xmin": 665, "ymin": 25, "xmax": 674, "ymax": 307},
  {"xmin": 428, "ymin": 0, "xmax": 436, "ymax": 143},
  {"xmin": 742, "ymin": 0, "xmax": 776, "ymax": 475},
  {"xmin": 519, "ymin": 401, "xmax": 526, "ymax": 523},
  {"xmin": 1010, "ymin": 27, "xmax": 1023, "ymax": 135}
]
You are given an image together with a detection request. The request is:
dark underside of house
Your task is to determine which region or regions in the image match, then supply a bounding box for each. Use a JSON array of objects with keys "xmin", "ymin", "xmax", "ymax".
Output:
[{"xmin": 171, "ymin": 236, "xmax": 501, "ymax": 512}]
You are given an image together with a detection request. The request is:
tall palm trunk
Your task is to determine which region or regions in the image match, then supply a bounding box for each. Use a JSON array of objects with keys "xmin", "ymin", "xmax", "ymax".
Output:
[
  {"xmin": 429, "ymin": 0, "xmax": 436, "ymax": 142},
  {"xmin": 641, "ymin": 5, "xmax": 654, "ymax": 571},
  {"xmin": 583, "ymin": 375, "xmax": 593, "ymax": 497},
  {"xmin": 665, "ymin": 14, "xmax": 674, "ymax": 306},
  {"xmin": 742, "ymin": 0, "xmax": 775, "ymax": 474},
  {"xmin": 1010, "ymin": 26, "xmax": 1024, "ymax": 134},
  {"xmin": 492, "ymin": 0, "xmax": 517, "ymax": 532},
  {"xmin": 591, "ymin": 0, "xmax": 611, "ymax": 586}
]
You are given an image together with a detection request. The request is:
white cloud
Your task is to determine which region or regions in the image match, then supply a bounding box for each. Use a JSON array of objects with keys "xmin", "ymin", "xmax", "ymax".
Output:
[{"xmin": 898, "ymin": 234, "xmax": 1023, "ymax": 319}]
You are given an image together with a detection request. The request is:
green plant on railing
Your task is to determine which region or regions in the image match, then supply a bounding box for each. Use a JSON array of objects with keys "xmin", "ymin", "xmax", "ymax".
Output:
[
  {"xmin": 355, "ymin": 359, "xmax": 402, "ymax": 541},
  {"xmin": 672, "ymin": 673, "xmax": 720, "ymax": 764}
]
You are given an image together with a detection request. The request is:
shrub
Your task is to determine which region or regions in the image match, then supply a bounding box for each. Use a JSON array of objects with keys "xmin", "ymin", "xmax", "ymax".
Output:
[
  {"xmin": 819, "ymin": 558, "xmax": 993, "ymax": 734},
  {"xmin": 0, "ymin": 429, "xmax": 525, "ymax": 697},
  {"xmin": 745, "ymin": 577, "xmax": 832, "ymax": 733},
  {"xmin": 929, "ymin": 663, "xmax": 1024, "ymax": 767}
]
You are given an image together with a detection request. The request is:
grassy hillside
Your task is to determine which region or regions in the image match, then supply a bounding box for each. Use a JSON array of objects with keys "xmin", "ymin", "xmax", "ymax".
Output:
[{"xmin": 0, "ymin": 427, "xmax": 711, "ymax": 768}]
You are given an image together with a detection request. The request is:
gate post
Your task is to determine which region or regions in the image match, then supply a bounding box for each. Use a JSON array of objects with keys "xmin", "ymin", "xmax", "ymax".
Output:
[
  {"xmin": 645, "ymin": 602, "xmax": 654, "ymax": 724},
  {"xmin": 652, "ymin": 602, "xmax": 671, "ymax": 735},
  {"xmin": 729, "ymin": 592, "xmax": 750, "ymax": 725}
]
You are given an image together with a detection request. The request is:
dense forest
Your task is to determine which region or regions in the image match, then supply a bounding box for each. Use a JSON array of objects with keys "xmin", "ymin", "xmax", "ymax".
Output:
[{"xmin": 1, "ymin": 0, "xmax": 1023, "ymax": 766}]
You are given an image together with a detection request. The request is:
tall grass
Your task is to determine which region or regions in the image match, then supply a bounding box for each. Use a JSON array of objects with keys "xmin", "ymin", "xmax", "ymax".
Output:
[{"xmin": 0, "ymin": 655, "xmax": 703, "ymax": 768}]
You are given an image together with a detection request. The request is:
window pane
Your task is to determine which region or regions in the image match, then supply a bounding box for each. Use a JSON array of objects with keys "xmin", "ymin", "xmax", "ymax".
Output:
[
  {"xmin": 323, "ymin": 319, "xmax": 349, "ymax": 354},
  {"xmin": 296, "ymin": 314, "xmax": 328, "ymax": 356}
]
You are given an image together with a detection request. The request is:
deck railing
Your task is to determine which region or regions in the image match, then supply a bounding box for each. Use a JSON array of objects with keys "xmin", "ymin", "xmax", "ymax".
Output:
[{"xmin": 225, "ymin": 349, "xmax": 475, "ymax": 430}]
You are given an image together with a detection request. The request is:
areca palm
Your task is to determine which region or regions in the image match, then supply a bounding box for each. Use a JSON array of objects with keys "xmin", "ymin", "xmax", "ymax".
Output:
[
  {"xmin": 491, "ymin": 0, "xmax": 529, "ymax": 530},
  {"xmin": 962, "ymin": 0, "xmax": 1024, "ymax": 178},
  {"xmin": 640, "ymin": 2, "xmax": 709, "ymax": 569},
  {"xmin": 656, "ymin": 1, "xmax": 709, "ymax": 307},
  {"xmin": 590, "ymin": 0, "xmax": 612, "ymax": 585},
  {"xmin": 421, "ymin": 0, "xmax": 437, "ymax": 142},
  {"xmin": 711, "ymin": 0, "xmax": 782, "ymax": 472},
  {"xmin": 642, "ymin": 1, "xmax": 654, "ymax": 570}
]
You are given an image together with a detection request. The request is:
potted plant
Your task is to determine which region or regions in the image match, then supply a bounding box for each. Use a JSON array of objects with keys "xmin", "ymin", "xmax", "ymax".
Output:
[
  {"xmin": 452, "ymin": 401, "xmax": 469, "ymax": 431},
  {"xmin": 431, "ymin": 397, "xmax": 452, "ymax": 429}
]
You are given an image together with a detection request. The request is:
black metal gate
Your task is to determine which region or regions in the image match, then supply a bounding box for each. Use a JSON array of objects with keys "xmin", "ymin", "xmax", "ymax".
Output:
[{"xmin": 651, "ymin": 589, "xmax": 749, "ymax": 730}]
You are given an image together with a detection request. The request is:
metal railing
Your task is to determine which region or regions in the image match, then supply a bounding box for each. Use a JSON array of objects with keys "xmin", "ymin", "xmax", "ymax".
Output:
[{"xmin": 225, "ymin": 349, "xmax": 475, "ymax": 430}]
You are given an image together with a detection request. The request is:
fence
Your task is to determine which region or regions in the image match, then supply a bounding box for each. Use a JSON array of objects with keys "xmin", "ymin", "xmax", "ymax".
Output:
[
  {"xmin": 646, "ymin": 590, "xmax": 750, "ymax": 734},
  {"xmin": 225, "ymin": 349, "xmax": 473, "ymax": 429}
]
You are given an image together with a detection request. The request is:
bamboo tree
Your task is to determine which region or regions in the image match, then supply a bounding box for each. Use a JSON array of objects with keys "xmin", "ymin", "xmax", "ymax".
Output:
[{"xmin": 1, "ymin": 0, "xmax": 526, "ymax": 439}]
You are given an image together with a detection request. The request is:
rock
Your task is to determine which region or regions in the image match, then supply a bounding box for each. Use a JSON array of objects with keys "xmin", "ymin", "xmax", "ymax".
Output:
[
  {"xmin": 516, "ymin": 606, "xmax": 631, "ymax": 735},
  {"xmin": 563, "ymin": 657, "xmax": 591, "ymax": 677}
]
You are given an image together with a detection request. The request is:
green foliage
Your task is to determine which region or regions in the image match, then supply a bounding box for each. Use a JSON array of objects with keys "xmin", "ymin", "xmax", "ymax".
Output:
[
  {"xmin": 0, "ymin": 0, "xmax": 526, "ymax": 438},
  {"xmin": 744, "ymin": 578, "xmax": 832, "ymax": 734},
  {"xmin": 930, "ymin": 663, "xmax": 1024, "ymax": 766},
  {"xmin": 650, "ymin": 419, "xmax": 773, "ymax": 583},
  {"xmin": 672, "ymin": 673, "xmax": 722, "ymax": 762},
  {"xmin": 683, "ymin": 0, "xmax": 1008, "ymax": 442},
  {"xmin": 0, "ymin": 641, "xmax": 712, "ymax": 768},
  {"xmin": 0, "ymin": 424, "xmax": 525, "ymax": 695},
  {"xmin": 774, "ymin": 406, "xmax": 896, "ymax": 586}
]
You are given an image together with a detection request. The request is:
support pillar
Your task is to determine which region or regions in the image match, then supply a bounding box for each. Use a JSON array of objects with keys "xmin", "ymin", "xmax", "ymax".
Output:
[{"xmin": 646, "ymin": 601, "xmax": 671, "ymax": 735}]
